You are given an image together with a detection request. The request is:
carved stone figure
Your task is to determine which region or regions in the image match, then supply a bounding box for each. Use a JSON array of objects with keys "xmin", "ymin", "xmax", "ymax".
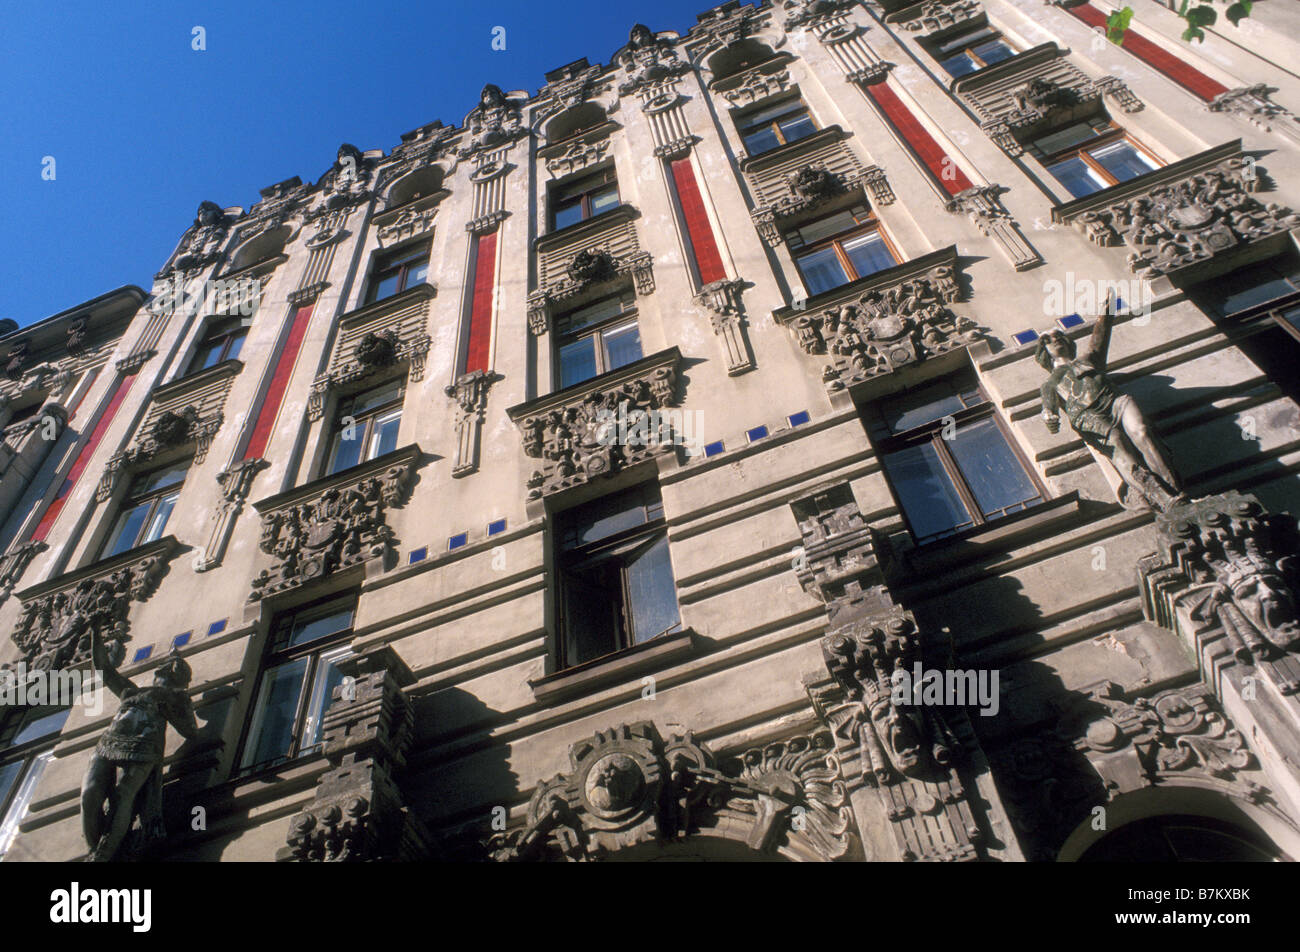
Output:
[
  {"xmin": 618, "ymin": 25, "xmax": 686, "ymax": 94},
  {"xmin": 459, "ymin": 84, "xmax": 524, "ymax": 156},
  {"xmin": 171, "ymin": 201, "xmax": 229, "ymax": 272},
  {"xmin": 81, "ymin": 638, "xmax": 198, "ymax": 861},
  {"xmin": 1036, "ymin": 296, "xmax": 1185, "ymax": 511}
]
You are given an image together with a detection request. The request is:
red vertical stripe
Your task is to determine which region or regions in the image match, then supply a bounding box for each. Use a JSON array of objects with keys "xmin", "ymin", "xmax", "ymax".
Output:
[
  {"xmin": 670, "ymin": 158, "xmax": 727, "ymax": 286},
  {"xmin": 243, "ymin": 304, "xmax": 314, "ymax": 461},
  {"xmin": 865, "ymin": 82, "xmax": 974, "ymax": 196},
  {"xmin": 1067, "ymin": 3, "xmax": 1228, "ymax": 101},
  {"xmin": 31, "ymin": 373, "xmax": 136, "ymax": 542},
  {"xmin": 464, "ymin": 230, "xmax": 497, "ymax": 375}
]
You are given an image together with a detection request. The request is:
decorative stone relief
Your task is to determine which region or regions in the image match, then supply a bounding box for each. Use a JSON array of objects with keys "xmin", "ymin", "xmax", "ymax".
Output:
[
  {"xmin": 307, "ymin": 286, "xmax": 433, "ymax": 421},
  {"xmin": 445, "ymin": 369, "xmax": 500, "ymax": 478},
  {"xmin": 945, "ymin": 184, "xmax": 1042, "ymax": 270},
  {"xmin": 1140, "ymin": 492, "xmax": 1299, "ymax": 670},
  {"xmin": 194, "ymin": 457, "xmax": 268, "ymax": 573},
  {"xmin": 891, "ymin": 0, "xmax": 983, "ymax": 35},
  {"xmin": 1208, "ymin": 85, "xmax": 1300, "ymax": 143},
  {"xmin": 1055, "ymin": 145, "xmax": 1300, "ymax": 278},
  {"xmin": 544, "ymin": 138, "xmax": 611, "ymax": 177},
  {"xmin": 774, "ymin": 249, "xmax": 976, "ymax": 394},
  {"xmin": 791, "ymin": 484, "xmax": 995, "ymax": 862},
  {"xmin": 718, "ymin": 62, "xmax": 792, "ymax": 106},
  {"xmin": 488, "ymin": 721, "xmax": 853, "ymax": 861},
  {"xmin": 617, "ymin": 24, "xmax": 690, "ymax": 95},
  {"xmin": 0, "ymin": 540, "xmax": 47, "ymax": 606},
  {"xmin": 458, "ymin": 84, "xmax": 526, "ymax": 157},
  {"xmin": 319, "ymin": 143, "xmax": 374, "ymax": 211},
  {"xmin": 695, "ymin": 279, "xmax": 754, "ymax": 375},
  {"xmin": 991, "ymin": 682, "xmax": 1278, "ymax": 859},
  {"xmin": 508, "ymin": 349, "xmax": 681, "ymax": 500},
  {"xmin": 278, "ymin": 648, "xmax": 428, "ymax": 862},
  {"xmin": 10, "ymin": 538, "xmax": 180, "ymax": 671},
  {"xmin": 159, "ymin": 201, "xmax": 232, "ymax": 278},
  {"xmin": 248, "ymin": 449, "xmax": 417, "ymax": 602},
  {"xmin": 782, "ymin": 0, "xmax": 859, "ymax": 29},
  {"xmin": 529, "ymin": 211, "xmax": 655, "ymax": 334},
  {"xmin": 375, "ymin": 203, "xmax": 438, "ymax": 248}
]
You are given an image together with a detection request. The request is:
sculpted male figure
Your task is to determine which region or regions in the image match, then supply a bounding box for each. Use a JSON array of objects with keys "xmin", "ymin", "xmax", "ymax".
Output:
[
  {"xmin": 1036, "ymin": 294, "xmax": 1187, "ymax": 511},
  {"xmin": 81, "ymin": 634, "xmax": 198, "ymax": 861}
]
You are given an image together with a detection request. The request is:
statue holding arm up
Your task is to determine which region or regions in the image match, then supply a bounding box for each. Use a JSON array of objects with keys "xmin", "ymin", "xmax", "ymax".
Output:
[
  {"xmin": 81, "ymin": 631, "xmax": 198, "ymax": 862},
  {"xmin": 1036, "ymin": 292, "xmax": 1187, "ymax": 511}
]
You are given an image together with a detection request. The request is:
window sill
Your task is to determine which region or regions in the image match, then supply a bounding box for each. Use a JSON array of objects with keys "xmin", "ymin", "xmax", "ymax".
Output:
[
  {"xmin": 529, "ymin": 628, "xmax": 696, "ymax": 705},
  {"xmin": 895, "ymin": 491, "xmax": 1082, "ymax": 579},
  {"xmin": 534, "ymin": 203, "xmax": 639, "ymax": 253},
  {"xmin": 739, "ymin": 125, "xmax": 846, "ymax": 173},
  {"xmin": 161, "ymin": 357, "xmax": 243, "ymax": 395}
]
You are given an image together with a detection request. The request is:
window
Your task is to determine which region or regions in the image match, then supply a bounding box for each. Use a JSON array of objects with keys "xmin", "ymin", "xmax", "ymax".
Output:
[
  {"xmin": 737, "ymin": 98, "xmax": 817, "ymax": 155},
  {"xmin": 787, "ymin": 206, "xmax": 899, "ymax": 296},
  {"xmin": 1029, "ymin": 119, "xmax": 1160, "ymax": 198},
  {"xmin": 0, "ymin": 707, "xmax": 68, "ymax": 860},
  {"xmin": 237, "ymin": 596, "xmax": 355, "ymax": 775},
  {"xmin": 866, "ymin": 375, "xmax": 1046, "ymax": 544},
  {"xmin": 101, "ymin": 460, "xmax": 188, "ymax": 559},
  {"xmin": 325, "ymin": 379, "xmax": 404, "ymax": 475},
  {"xmin": 1187, "ymin": 255, "xmax": 1300, "ymax": 404},
  {"xmin": 556, "ymin": 483, "xmax": 681, "ymax": 669},
  {"xmin": 555, "ymin": 291, "xmax": 642, "ymax": 388},
  {"xmin": 551, "ymin": 167, "xmax": 620, "ymax": 230},
  {"xmin": 932, "ymin": 26, "xmax": 1017, "ymax": 78},
  {"xmin": 187, "ymin": 316, "xmax": 249, "ymax": 374},
  {"xmin": 365, "ymin": 242, "xmax": 430, "ymax": 304}
]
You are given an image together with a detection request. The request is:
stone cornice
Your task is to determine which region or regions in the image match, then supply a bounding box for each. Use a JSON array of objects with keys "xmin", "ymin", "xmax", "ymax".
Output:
[
  {"xmin": 773, "ymin": 245, "xmax": 962, "ymax": 325},
  {"xmin": 507, "ymin": 347, "xmax": 682, "ymax": 423},
  {"xmin": 152, "ymin": 358, "xmax": 243, "ymax": 404},
  {"xmin": 251, "ymin": 443, "xmax": 422, "ymax": 517}
]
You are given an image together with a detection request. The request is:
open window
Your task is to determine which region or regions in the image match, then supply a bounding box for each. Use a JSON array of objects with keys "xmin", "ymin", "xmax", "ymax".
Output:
[{"xmin": 556, "ymin": 482, "xmax": 681, "ymax": 669}]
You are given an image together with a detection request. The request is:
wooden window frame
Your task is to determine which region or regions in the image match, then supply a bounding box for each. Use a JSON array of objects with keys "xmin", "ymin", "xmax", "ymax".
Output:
[
  {"xmin": 737, "ymin": 99, "xmax": 817, "ymax": 155},
  {"xmin": 788, "ymin": 207, "xmax": 901, "ymax": 294},
  {"xmin": 550, "ymin": 167, "xmax": 621, "ymax": 231},
  {"xmin": 365, "ymin": 241, "xmax": 431, "ymax": 305},
  {"xmin": 187, "ymin": 316, "xmax": 248, "ymax": 374},
  {"xmin": 1033, "ymin": 122, "xmax": 1162, "ymax": 190},
  {"xmin": 553, "ymin": 291, "xmax": 641, "ymax": 388},
  {"xmin": 100, "ymin": 462, "xmax": 188, "ymax": 559},
  {"xmin": 933, "ymin": 28, "xmax": 1018, "ymax": 75},
  {"xmin": 324, "ymin": 379, "xmax": 406, "ymax": 476}
]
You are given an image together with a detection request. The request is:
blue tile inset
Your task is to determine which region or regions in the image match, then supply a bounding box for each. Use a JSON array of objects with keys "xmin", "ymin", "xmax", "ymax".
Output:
[
  {"xmin": 207, "ymin": 619, "xmax": 227, "ymax": 637},
  {"xmin": 1011, "ymin": 329, "xmax": 1039, "ymax": 347},
  {"xmin": 132, "ymin": 646, "xmax": 153, "ymax": 663},
  {"xmin": 408, "ymin": 546, "xmax": 428, "ymax": 564},
  {"xmin": 703, "ymin": 440, "xmax": 724, "ymax": 457},
  {"xmin": 1058, "ymin": 314, "xmax": 1085, "ymax": 330},
  {"xmin": 746, "ymin": 425, "xmax": 769, "ymax": 442},
  {"xmin": 448, "ymin": 532, "xmax": 468, "ymax": 551},
  {"xmin": 487, "ymin": 519, "xmax": 506, "ymax": 536},
  {"xmin": 788, "ymin": 410, "xmax": 811, "ymax": 427}
]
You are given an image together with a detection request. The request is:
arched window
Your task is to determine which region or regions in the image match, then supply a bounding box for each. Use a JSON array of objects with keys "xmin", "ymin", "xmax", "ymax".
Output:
[{"xmin": 1078, "ymin": 814, "xmax": 1281, "ymax": 862}]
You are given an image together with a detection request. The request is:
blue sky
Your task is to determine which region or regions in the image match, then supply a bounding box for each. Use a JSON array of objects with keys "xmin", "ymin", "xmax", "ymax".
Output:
[{"xmin": 0, "ymin": 0, "xmax": 718, "ymax": 327}]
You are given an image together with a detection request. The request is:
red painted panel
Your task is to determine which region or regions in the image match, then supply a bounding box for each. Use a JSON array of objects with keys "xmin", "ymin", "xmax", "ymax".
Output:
[
  {"xmin": 670, "ymin": 157, "xmax": 727, "ymax": 286},
  {"xmin": 31, "ymin": 372, "xmax": 135, "ymax": 542},
  {"xmin": 464, "ymin": 230, "xmax": 498, "ymax": 375},
  {"xmin": 865, "ymin": 82, "xmax": 974, "ymax": 196},
  {"xmin": 243, "ymin": 304, "xmax": 314, "ymax": 461},
  {"xmin": 1068, "ymin": 3, "xmax": 1228, "ymax": 101}
]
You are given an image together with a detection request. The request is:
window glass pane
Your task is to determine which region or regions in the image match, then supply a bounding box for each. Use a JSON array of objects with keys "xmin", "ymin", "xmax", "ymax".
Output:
[
  {"xmin": 1281, "ymin": 304, "xmax": 1300, "ymax": 334},
  {"xmin": 935, "ymin": 26, "xmax": 1001, "ymax": 54},
  {"xmin": 285, "ymin": 604, "xmax": 354, "ymax": 649},
  {"xmin": 590, "ymin": 187, "xmax": 620, "ymax": 217},
  {"xmin": 1046, "ymin": 156, "xmax": 1108, "ymax": 198},
  {"xmin": 778, "ymin": 112, "xmax": 816, "ymax": 144},
  {"xmin": 563, "ymin": 562, "xmax": 624, "ymax": 665},
  {"xmin": 625, "ymin": 534, "xmax": 680, "ymax": 644},
  {"xmin": 225, "ymin": 330, "xmax": 247, "ymax": 362},
  {"xmin": 946, "ymin": 417, "xmax": 1043, "ymax": 519},
  {"xmin": 796, "ymin": 246, "xmax": 851, "ymax": 296},
  {"xmin": 0, "ymin": 752, "xmax": 51, "ymax": 858},
  {"xmin": 368, "ymin": 410, "xmax": 401, "ymax": 460},
  {"xmin": 742, "ymin": 126, "xmax": 782, "ymax": 155},
  {"xmin": 407, "ymin": 259, "xmax": 429, "ymax": 288},
  {"xmin": 742, "ymin": 100, "xmax": 804, "ymax": 126},
  {"xmin": 10, "ymin": 708, "xmax": 69, "ymax": 747},
  {"xmin": 939, "ymin": 51, "xmax": 980, "ymax": 78},
  {"xmin": 554, "ymin": 200, "xmax": 584, "ymax": 230},
  {"xmin": 793, "ymin": 210, "xmax": 859, "ymax": 246},
  {"xmin": 559, "ymin": 338, "xmax": 599, "ymax": 388},
  {"xmin": 191, "ymin": 340, "xmax": 223, "ymax": 372},
  {"xmin": 881, "ymin": 442, "xmax": 974, "ymax": 543},
  {"xmin": 1195, "ymin": 261, "xmax": 1300, "ymax": 316},
  {"xmin": 142, "ymin": 492, "xmax": 179, "ymax": 544},
  {"xmin": 971, "ymin": 39, "xmax": 1015, "ymax": 65},
  {"xmin": 1033, "ymin": 123, "xmax": 1100, "ymax": 156},
  {"xmin": 883, "ymin": 386, "xmax": 979, "ymax": 434},
  {"xmin": 300, "ymin": 650, "xmax": 351, "ymax": 752},
  {"xmin": 1089, "ymin": 141, "xmax": 1156, "ymax": 183},
  {"xmin": 560, "ymin": 295, "xmax": 629, "ymax": 334},
  {"xmin": 602, "ymin": 322, "xmax": 643, "ymax": 372},
  {"xmin": 104, "ymin": 503, "xmax": 150, "ymax": 558},
  {"xmin": 371, "ymin": 272, "xmax": 401, "ymax": 302},
  {"xmin": 390, "ymin": 245, "xmax": 428, "ymax": 267},
  {"xmin": 135, "ymin": 460, "xmax": 189, "ymax": 496},
  {"xmin": 327, "ymin": 428, "xmax": 364, "ymax": 475},
  {"xmin": 349, "ymin": 380, "xmax": 402, "ymax": 416},
  {"xmin": 561, "ymin": 484, "xmax": 660, "ymax": 550},
  {"xmin": 0, "ymin": 761, "xmax": 23, "ymax": 811},
  {"xmin": 240, "ymin": 658, "xmax": 311, "ymax": 770},
  {"xmin": 842, "ymin": 232, "xmax": 895, "ymax": 280}
]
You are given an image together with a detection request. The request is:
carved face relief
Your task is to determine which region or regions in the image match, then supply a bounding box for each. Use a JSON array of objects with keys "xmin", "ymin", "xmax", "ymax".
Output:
[
  {"xmin": 869, "ymin": 693, "xmax": 926, "ymax": 777},
  {"xmin": 583, "ymin": 753, "xmax": 646, "ymax": 816}
]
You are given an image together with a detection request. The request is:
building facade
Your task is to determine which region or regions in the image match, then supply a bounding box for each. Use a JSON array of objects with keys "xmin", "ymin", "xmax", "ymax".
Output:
[{"xmin": 4, "ymin": 0, "xmax": 1300, "ymax": 862}]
